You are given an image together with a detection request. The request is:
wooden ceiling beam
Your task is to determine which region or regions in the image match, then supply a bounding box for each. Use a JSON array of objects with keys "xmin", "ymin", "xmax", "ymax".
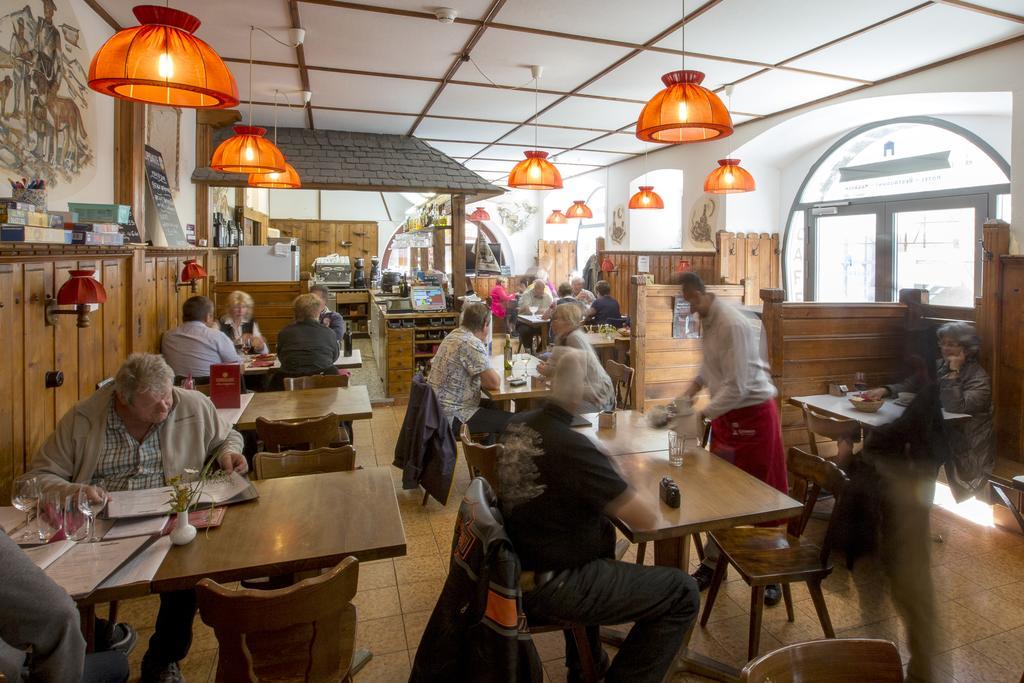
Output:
[
  {"xmin": 933, "ymin": 0, "xmax": 1024, "ymax": 23},
  {"xmin": 82, "ymin": 0, "xmax": 121, "ymax": 31},
  {"xmin": 287, "ymin": 1, "xmax": 316, "ymax": 129}
]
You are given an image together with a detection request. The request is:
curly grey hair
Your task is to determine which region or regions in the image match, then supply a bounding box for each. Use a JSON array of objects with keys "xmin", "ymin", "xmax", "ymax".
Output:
[
  {"xmin": 114, "ymin": 353, "xmax": 175, "ymax": 405},
  {"xmin": 936, "ymin": 321, "xmax": 980, "ymax": 358}
]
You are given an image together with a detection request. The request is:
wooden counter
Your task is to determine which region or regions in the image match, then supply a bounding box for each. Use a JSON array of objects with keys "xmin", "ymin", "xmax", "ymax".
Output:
[
  {"xmin": 369, "ymin": 291, "xmax": 459, "ymax": 398},
  {"xmin": 334, "ymin": 289, "xmax": 371, "ymax": 337}
]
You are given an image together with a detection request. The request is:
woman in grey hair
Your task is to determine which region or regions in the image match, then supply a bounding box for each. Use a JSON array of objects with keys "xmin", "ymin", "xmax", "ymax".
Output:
[{"xmin": 865, "ymin": 321, "xmax": 993, "ymax": 501}]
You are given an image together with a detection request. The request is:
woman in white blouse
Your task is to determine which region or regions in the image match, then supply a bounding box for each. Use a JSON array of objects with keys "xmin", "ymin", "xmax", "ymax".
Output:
[{"xmin": 219, "ymin": 290, "xmax": 268, "ymax": 353}]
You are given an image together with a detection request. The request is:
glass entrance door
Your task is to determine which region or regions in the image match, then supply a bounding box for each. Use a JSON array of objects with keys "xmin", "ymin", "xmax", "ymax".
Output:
[{"xmin": 809, "ymin": 204, "xmax": 882, "ymax": 302}]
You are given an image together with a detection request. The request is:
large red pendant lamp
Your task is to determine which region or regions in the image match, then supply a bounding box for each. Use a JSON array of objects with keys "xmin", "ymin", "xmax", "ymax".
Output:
[
  {"xmin": 546, "ymin": 209, "xmax": 568, "ymax": 224},
  {"xmin": 704, "ymin": 158, "xmax": 756, "ymax": 194},
  {"xmin": 88, "ymin": 5, "xmax": 238, "ymax": 108},
  {"xmin": 636, "ymin": 5, "xmax": 732, "ymax": 144},
  {"xmin": 629, "ymin": 186, "xmax": 665, "ymax": 209},
  {"xmin": 565, "ymin": 200, "xmax": 592, "ymax": 219},
  {"xmin": 508, "ymin": 66, "xmax": 563, "ymax": 190},
  {"xmin": 249, "ymin": 162, "xmax": 301, "ymax": 189},
  {"xmin": 468, "ymin": 207, "xmax": 491, "ymax": 222}
]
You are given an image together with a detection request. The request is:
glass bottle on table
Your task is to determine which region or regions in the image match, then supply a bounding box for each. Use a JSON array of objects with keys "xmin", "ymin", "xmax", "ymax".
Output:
[{"xmin": 503, "ymin": 333, "xmax": 513, "ymax": 379}]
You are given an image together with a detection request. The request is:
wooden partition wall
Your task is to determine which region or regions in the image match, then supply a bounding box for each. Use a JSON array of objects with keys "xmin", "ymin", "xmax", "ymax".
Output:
[
  {"xmin": 715, "ymin": 231, "xmax": 781, "ymax": 295},
  {"xmin": 210, "ymin": 276, "xmax": 311, "ymax": 350},
  {"xmin": 536, "ymin": 240, "xmax": 576, "ymax": 287},
  {"xmin": 996, "ymin": 255, "xmax": 1024, "ymax": 463},
  {"xmin": 628, "ymin": 280, "xmax": 745, "ymax": 411},
  {"xmin": 594, "ymin": 239, "xmax": 716, "ymax": 318},
  {"xmin": 269, "ymin": 220, "xmax": 379, "ymax": 274},
  {"xmin": 0, "ymin": 245, "xmax": 236, "ymax": 503}
]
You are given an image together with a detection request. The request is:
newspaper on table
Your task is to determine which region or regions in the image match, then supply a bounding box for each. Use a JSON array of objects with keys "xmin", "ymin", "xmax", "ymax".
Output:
[{"xmin": 105, "ymin": 472, "xmax": 256, "ymax": 519}]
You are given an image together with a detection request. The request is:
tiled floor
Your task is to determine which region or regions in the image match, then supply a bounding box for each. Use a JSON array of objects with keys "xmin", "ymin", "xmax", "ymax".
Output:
[{"xmin": 113, "ymin": 405, "xmax": 1024, "ymax": 682}]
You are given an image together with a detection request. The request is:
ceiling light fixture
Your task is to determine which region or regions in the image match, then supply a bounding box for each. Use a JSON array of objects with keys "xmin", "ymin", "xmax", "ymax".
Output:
[
  {"xmin": 508, "ymin": 65, "xmax": 563, "ymax": 190},
  {"xmin": 211, "ymin": 26, "xmax": 287, "ymax": 174},
  {"xmin": 468, "ymin": 207, "xmax": 491, "ymax": 221},
  {"xmin": 249, "ymin": 91, "xmax": 302, "ymax": 188},
  {"xmin": 88, "ymin": 5, "xmax": 238, "ymax": 108},
  {"xmin": 636, "ymin": 0, "xmax": 732, "ymax": 144},
  {"xmin": 629, "ymin": 144, "xmax": 664, "ymax": 209},
  {"xmin": 703, "ymin": 86, "xmax": 754, "ymax": 194},
  {"xmin": 565, "ymin": 200, "xmax": 592, "ymax": 219},
  {"xmin": 546, "ymin": 209, "xmax": 568, "ymax": 224}
]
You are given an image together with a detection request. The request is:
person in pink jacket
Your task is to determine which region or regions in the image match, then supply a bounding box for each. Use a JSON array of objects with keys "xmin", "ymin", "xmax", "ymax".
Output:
[{"xmin": 489, "ymin": 276, "xmax": 514, "ymax": 318}]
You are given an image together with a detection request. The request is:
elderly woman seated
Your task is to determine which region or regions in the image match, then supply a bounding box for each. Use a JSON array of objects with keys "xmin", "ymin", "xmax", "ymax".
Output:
[
  {"xmin": 219, "ymin": 290, "xmax": 268, "ymax": 353},
  {"xmin": 864, "ymin": 321, "xmax": 993, "ymax": 501},
  {"xmin": 538, "ymin": 302, "xmax": 614, "ymax": 413}
]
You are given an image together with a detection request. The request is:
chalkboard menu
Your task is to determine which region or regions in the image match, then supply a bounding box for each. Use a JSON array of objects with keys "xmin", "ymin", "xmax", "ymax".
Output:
[
  {"xmin": 119, "ymin": 206, "xmax": 142, "ymax": 243},
  {"xmin": 144, "ymin": 145, "xmax": 188, "ymax": 246}
]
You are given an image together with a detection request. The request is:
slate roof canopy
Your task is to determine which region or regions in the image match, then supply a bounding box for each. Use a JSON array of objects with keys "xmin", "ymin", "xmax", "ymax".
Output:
[{"xmin": 192, "ymin": 127, "xmax": 504, "ymax": 200}]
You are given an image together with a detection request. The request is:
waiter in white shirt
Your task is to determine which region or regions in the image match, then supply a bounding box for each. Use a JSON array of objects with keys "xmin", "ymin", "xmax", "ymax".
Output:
[{"xmin": 677, "ymin": 273, "xmax": 788, "ymax": 602}]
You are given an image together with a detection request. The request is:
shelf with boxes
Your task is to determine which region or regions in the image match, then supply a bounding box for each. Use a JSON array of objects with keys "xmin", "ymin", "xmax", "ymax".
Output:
[{"xmin": 335, "ymin": 290, "xmax": 371, "ymax": 337}]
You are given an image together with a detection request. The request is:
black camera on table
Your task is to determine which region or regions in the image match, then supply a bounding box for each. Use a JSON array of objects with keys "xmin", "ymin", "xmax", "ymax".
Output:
[{"xmin": 660, "ymin": 476, "xmax": 680, "ymax": 508}]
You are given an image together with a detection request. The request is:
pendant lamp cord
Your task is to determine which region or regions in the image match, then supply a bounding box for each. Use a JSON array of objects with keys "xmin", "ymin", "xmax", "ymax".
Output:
[
  {"xmin": 680, "ymin": 0, "xmax": 685, "ymax": 70},
  {"xmin": 533, "ymin": 75, "xmax": 539, "ymax": 151},
  {"xmin": 248, "ymin": 26, "xmax": 254, "ymax": 126},
  {"xmin": 272, "ymin": 90, "xmax": 280, "ymax": 145}
]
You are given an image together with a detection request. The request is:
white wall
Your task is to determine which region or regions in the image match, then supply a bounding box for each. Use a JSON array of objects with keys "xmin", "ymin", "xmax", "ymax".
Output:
[{"xmin": 269, "ymin": 189, "xmax": 320, "ymax": 219}]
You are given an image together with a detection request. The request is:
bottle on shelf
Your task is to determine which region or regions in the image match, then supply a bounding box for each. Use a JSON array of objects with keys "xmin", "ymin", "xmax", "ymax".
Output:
[
  {"xmin": 503, "ymin": 333, "xmax": 513, "ymax": 379},
  {"xmin": 343, "ymin": 323, "xmax": 353, "ymax": 357}
]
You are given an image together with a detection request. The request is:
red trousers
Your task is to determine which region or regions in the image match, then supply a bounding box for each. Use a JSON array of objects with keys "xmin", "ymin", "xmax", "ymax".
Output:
[{"xmin": 710, "ymin": 399, "xmax": 789, "ymax": 494}]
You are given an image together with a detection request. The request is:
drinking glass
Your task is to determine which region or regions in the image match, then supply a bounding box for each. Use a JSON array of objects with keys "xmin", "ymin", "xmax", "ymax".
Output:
[
  {"xmin": 78, "ymin": 483, "xmax": 109, "ymax": 543},
  {"xmin": 64, "ymin": 493, "xmax": 88, "ymax": 542},
  {"xmin": 528, "ymin": 305, "xmax": 539, "ymax": 316},
  {"xmin": 11, "ymin": 474, "xmax": 39, "ymax": 542},
  {"xmin": 668, "ymin": 431, "xmax": 685, "ymax": 467},
  {"xmin": 36, "ymin": 490, "xmax": 65, "ymax": 543},
  {"xmin": 854, "ymin": 371, "xmax": 867, "ymax": 392}
]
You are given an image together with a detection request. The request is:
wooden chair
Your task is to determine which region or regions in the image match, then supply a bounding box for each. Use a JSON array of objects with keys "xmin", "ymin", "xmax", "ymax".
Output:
[
  {"xmin": 740, "ymin": 638, "xmax": 904, "ymax": 682},
  {"xmin": 699, "ymin": 447, "xmax": 849, "ymax": 661},
  {"xmin": 604, "ymin": 359, "xmax": 634, "ymax": 410},
  {"xmin": 459, "ymin": 424, "xmax": 502, "ymax": 493},
  {"xmin": 197, "ymin": 556, "xmax": 360, "ymax": 683},
  {"xmin": 254, "ymin": 445, "xmax": 357, "ymax": 480},
  {"xmin": 801, "ymin": 404, "xmax": 858, "ymax": 459},
  {"xmin": 284, "ymin": 373, "xmax": 350, "ymax": 390},
  {"xmin": 256, "ymin": 413, "xmax": 348, "ymax": 452}
]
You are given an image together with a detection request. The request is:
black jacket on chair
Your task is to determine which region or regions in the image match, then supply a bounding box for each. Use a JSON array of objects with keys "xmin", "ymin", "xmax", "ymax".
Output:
[
  {"xmin": 411, "ymin": 478, "xmax": 543, "ymax": 682},
  {"xmin": 393, "ymin": 374, "xmax": 457, "ymax": 505}
]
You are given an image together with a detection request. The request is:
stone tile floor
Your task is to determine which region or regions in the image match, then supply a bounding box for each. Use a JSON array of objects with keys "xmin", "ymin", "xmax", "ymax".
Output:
[{"xmin": 114, "ymin": 405, "xmax": 1024, "ymax": 682}]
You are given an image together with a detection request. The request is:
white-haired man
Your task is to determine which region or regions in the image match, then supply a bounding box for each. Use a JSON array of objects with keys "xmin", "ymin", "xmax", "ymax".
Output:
[
  {"xmin": 28, "ymin": 353, "xmax": 246, "ymax": 683},
  {"xmin": 571, "ymin": 276, "xmax": 596, "ymax": 308}
]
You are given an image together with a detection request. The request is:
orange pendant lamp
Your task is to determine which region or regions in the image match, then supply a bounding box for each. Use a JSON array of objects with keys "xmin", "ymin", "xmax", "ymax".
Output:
[
  {"xmin": 629, "ymin": 186, "xmax": 664, "ymax": 209},
  {"xmin": 546, "ymin": 209, "xmax": 568, "ymax": 224},
  {"xmin": 88, "ymin": 5, "xmax": 238, "ymax": 108},
  {"xmin": 508, "ymin": 66, "xmax": 563, "ymax": 190},
  {"xmin": 249, "ymin": 162, "xmax": 301, "ymax": 189},
  {"xmin": 565, "ymin": 201, "xmax": 592, "ymax": 219},
  {"xmin": 468, "ymin": 207, "xmax": 491, "ymax": 222},
  {"xmin": 704, "ymin": 158, "xmax": 756, "ymax": 194},
  {"xmin": 212, "ymin": 126, "xmax": 285, "ymax": 174}
]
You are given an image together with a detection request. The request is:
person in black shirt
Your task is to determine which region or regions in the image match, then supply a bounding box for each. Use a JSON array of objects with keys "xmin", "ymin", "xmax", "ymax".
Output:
[
  {"xmin": 272, "ymin": 294, "xmax": 341, "ymax": 389},
  {"xmin": 500, "ymin": 349, "xmax": 698, "ymax": 683},
  {"xmin": 585, "ymin": 280, "xmax": 621, "ymax": 326}
]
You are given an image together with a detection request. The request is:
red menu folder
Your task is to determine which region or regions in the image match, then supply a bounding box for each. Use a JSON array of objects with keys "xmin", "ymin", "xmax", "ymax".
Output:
[{"xmin": 209, "ymin": 363, "xmax": 241, "ymax": 408}]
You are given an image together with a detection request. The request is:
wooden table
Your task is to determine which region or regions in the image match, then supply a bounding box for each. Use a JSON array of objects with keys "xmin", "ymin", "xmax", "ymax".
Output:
[
  {"xmin": 789, "ymin": 393, "xmax": 969, "ymax": 427},
  {"xmin": 232, "ymin": 386, "xmax": 373, "ymax": 430},
  {"xmin": 243, "ymin": 349, "xmax": 363, "ymax": 375},
  {"xmin": 609, "ymin": 449, "xmax": 802, "ymax": 680},
  {"xmin": 516, "ymin": 314, "xmax": 550, "ymax": 351},
  {"xmin": 483, "ymin": 354, "xmax": 550, "ymax": 410},
  {"xmin": 574, "ymin": 410, "xmax": 670, "ymax": 456}
]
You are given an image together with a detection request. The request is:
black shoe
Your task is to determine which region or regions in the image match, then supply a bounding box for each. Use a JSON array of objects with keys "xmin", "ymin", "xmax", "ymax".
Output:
[
  {"xmin": 93, "ymin": 620, "xmax": 137, "ymax": 655},
  {"xmin": 691, "ymin": 564, "xmax": 715, "ymax": 592},
  {"xmin": 764, "ymin": 584, "xmax": 782, "ymax": 607},
  {"xmin": 140, "ymin": 657, "xmax": 185, "ymax": 683}
]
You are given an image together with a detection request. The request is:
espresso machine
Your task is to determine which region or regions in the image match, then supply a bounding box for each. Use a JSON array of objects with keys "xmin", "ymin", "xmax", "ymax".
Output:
[{"xmin": 352, "ymin": 257, "xmax": 366, "ymax": 289}]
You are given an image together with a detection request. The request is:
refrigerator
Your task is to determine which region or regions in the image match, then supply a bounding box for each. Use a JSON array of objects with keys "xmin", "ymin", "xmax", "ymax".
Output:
[{"xmin": 237, "ymin": 243, "xmax": 301, "ymax": 281}]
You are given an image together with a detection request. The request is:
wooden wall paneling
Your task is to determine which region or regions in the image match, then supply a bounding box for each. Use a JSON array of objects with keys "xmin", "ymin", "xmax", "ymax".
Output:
[
  {"xmin": 54, "ymin": 261, "xmax": 83, "ymax": 422},
  {"xmin": 629, "ymin": 278, "xmax": 647, "ymax": 412},
  {"xmin": 451, "ymin": 195, "xmax": 466, "ymax": 300},
  {"xmin": 270, "ymin": 220, "xmax": 380, "ymax": 274},
  {"xmin": 0, "ymin": 263, "xmax": 24, "ymax": 501},
  {"xmin": 770, "ymin": 234, "xmax": 781, "ymax": 288},
  {"xmin": 102, "ymin": 258, "xmax": 127, "ymax": 383},
  {"xmin": 757, "ymin": 233, "xmax": 772, "ymax": 293},
  {"xmin": 996, "ymin": 256, "xmax": 1024, "ymax": 462},
  {"xmin": 211, "ymin": 279, "xmax": 307, "ymax": 350},
  {"xmin": 979, "ymin": 221, "xmax": 1010, "ymax": 377},
  {"xmin": 23, "ymin": 261, "xmax": 55, "ymax": 463}
]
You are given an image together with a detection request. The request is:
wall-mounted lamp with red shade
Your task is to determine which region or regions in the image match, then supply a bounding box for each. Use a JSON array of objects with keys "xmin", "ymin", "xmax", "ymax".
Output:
[
  {"xmin": 676, "ymin": 259, "xmax": 691, "ymax": 273},
  {"xmin": 45, "ymin": 270, "xmax": 107, "ymax": 328},
  {"xmin": 175, "ymin": 259, "xmax": 208, "ymax": 292},
  {"xmin": 600, "ymin": 257, "xmax": 617, "ymax": 273}
]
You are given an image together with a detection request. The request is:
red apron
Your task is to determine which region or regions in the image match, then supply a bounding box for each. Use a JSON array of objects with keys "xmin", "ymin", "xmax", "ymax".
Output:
[{"xmin": 710, "ymin": 399, "xmax": 789, "ymax": 494}]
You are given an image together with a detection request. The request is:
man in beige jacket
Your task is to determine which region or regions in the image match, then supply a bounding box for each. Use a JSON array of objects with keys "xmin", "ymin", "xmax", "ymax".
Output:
[{"xmin": 28, "ymin": 353, "xmax": 246, "ymax": 683}]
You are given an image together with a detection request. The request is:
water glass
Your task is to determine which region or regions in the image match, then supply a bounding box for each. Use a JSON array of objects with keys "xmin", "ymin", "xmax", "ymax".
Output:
[
  {"xmin": 36, "ymin": 490, "xmax": 65, "ymax": 543},
  {"xmin": 11, "ymin": 474, "xmax": 39, "ymax": 541},
  {"xmin": 64, "ymin": 493, "xmax": 89, "ymax": 542},
  {"xmin": 668, "ymin": 431, "xmax": 685, "ymax": 467}
]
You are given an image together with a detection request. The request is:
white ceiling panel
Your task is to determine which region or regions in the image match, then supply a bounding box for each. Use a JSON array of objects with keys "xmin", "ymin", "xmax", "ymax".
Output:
[
  {"xmin": 502, "ymin": 126, "xmax": 608, "ymax": 148},
  {"xmin": 477, "ymin": 171, "xmax": 509, "ymax": 182},
  {"xmin": 415, "ymin": 118, "xmax": 517, "ymax": 142},
  {"xmin": 493, "ymin": 0, "xmax": 705, "ymax": 44},
  {"xmin": 473, "ymin": 145, "xmax": 567, "ymax": 162},
  {"xmin": 959, "ymin": 0, "xmax": 1024, "ymax": 17},
  {"xmin": 231, "ymin": 64, "xmax": 303, "ymax": 104},
  {"xmin": 542, "ymin": 97, "xmax": 641, "ymax": 130},
  {"xmin": 729, "ymin": 70, "xmax": 859, "ymax": 117},
  {"xmin": 464, "ymin": 159, "xmax": 518, "ymax": 173},
  {"xmin": 307, "ymin": 71, "xmax": 434, "ymax": 113},
  {"xmin": 580, "ymin": 133, "xmax": 649, "ymax": 154},
  {"xmin": 458, "ymin": 29, "xmax": 632, "ymax": 92},
  {"xmin": 300, "ymin": 4, "xmax": 472, "ymax": 79},
  {"xmin": 427, "ymin": 84, "xmax": 559, "ymax": 121},
  {"xmin": 313, "ymin": 110, "xmax": 416, "ymax": 134},
  {"xmin": 328, "ymin": 0, "xmax": 496, "ymax": 18},
  {"xmin": 787, "ymin": 4, "xmax": 1024, "ymax": 82},
  {"xmin": 656, "ymin": 0, "xmax": 926, "ymax": 66},
  {"xmin": 425, "ymin": 141, "xmax": 489, "ymax": 158},
  {"xmin": 580, "ymin": 50, "xmax": 761, "ymax": 101},
  {"xmin": 103, "ymin": 1, "xmax": 297, "ymax": 63},
  {"xmin": 551, "ymin": 150, "xmax": 632, "ymax": 166},
  {"xmin": 247, "ymin": 104, "xmax": 310, "ymax": 130},
  {"xmin": 732, "ymin": 114, "xmax": 757, "ymax": 125}
]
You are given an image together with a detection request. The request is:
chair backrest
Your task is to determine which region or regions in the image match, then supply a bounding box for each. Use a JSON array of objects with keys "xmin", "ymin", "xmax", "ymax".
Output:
[
  {"xmin": 740, "ymin": 638, "xmax": 903, "ymax": 682},
  {"xmin": 801, "ymin": 404, "xmax": 857, "ymax": 457},
  {"xmin": 197, "ymin": 556, "xmax": 360, "ymax": 683},
  {"xmin": 786, "ymin": 447, "xmax": 850, "ymax": 565},
  {"xmin": 459, "ymin": 424, "xmax": 502, "ymax": 495},
  {"xmin": 284, "ymin": 374, "xmax": 350, "ymax": 390},
  {"xmin": 254, "ymin": 445, "xmax": 357, "ymax": 480},
  {"xmin": 604, "ymin": 359, "xmax": 634, "ymax": 410},
  {"xmin": 256, "ymin": 413, "xmax": 344, "ymax": 452}
]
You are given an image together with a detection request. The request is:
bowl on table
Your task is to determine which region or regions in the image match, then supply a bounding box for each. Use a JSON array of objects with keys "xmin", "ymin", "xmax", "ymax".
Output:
[{"xmin": 848, "ymin": 395, "xmax": 883, "ymax": 413}]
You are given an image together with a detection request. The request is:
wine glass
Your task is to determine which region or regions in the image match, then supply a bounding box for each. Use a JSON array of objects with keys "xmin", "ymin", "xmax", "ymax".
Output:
[
  {"xmin": 65, "ymin": 493, "xmax": 88, "ymax": 542},
  {"xmin": 527, "ymin": 305, "xmax": 539, "ymax": 317},
  {"xmin": 78, "ymin": 483, "xmax": 109, "ymax": 543},
  {"xmin": 36, "ymin": 489, "xmax": 65, "ymax": 543},
  {"xmin": 11, "ymin": 474, "xmax": 39, "ymax": 542}
]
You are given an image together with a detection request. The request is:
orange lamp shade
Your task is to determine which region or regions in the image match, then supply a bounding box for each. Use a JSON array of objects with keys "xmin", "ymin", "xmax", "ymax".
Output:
[
  {"xmin": 600, "ymin": 257, "xmax": 616, "ymax": 273},
  {"xmin": 628, "ymin": 186, "xmax": 664, "ymax": 210},
  {"xmin": 57, "ymin": 270, "xmax": 107, "ymax": 305},
  {"xmin": 565, "ymin": 201, "xmax": 592, "ymax": 219},
  {"xmin": 180, "ymin": 259, "xmax": 208, "ymax": 282},
  {"xmin": 88, "ymin": 5, "xmax": 238, "ymax": 108},
  {"xmin": 507, "ymin": 151, "xmax": 563, "ymax": 190},
  {"xmin": 704, "ymin": 158, "xmax": 756, "ymax": 194},
  {"xmin": 248, "ymin": 162, "xmax": 301, "ymax": 189},
  {"xmin": 636, "ymin": 70, "xmax": 733, "ymax": 144},
  {"xmin": 468, "ymin": 207, "xmax": 491, "ymax": 222},
  {"xmin": 546, "ymin": 209, "xmax": 568, "ymax": 224},
  {"xmin": 211, "ymin": 126, "xmax": 286, "ymax": 174}
]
